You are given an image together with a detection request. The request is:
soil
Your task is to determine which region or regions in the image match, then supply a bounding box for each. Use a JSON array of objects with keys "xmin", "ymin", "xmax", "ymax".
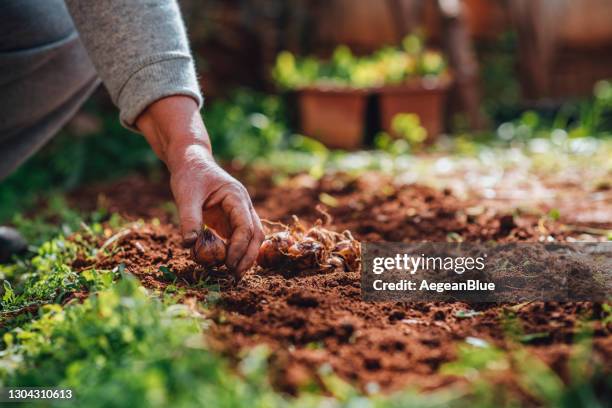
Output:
[{"xmin": 70, "ymin": 171, "xmax": 611, "ymax": 398}]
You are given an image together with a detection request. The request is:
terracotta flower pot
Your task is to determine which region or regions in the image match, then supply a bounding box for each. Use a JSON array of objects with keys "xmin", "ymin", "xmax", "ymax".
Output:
[
  {"xmin": 296, "ymin": 87, "xmax": 369, "ymax": 150},
  {"xmin": 463, "ymin": 0, "xmax": 509, "ymax": 40},
  {"xmin": 378, "ymin": 78, "xmax": 451, "ymax": 142}
]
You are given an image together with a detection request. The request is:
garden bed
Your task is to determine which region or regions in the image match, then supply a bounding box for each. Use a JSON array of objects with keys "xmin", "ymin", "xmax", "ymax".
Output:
[{"xmin": 68, "ymin": 171, "xmax": 611, "ymax": 399}]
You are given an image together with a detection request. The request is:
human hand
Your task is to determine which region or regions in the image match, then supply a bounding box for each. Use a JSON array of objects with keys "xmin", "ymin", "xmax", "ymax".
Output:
[{"xmin": 136, "ymin": 96, "xmax": 264, "ymax": 279}]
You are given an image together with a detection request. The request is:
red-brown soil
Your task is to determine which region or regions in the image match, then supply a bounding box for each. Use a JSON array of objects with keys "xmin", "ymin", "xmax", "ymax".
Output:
[{"xmin": 71, "ymin": 172, "xmax": 611, "ymax": 397}]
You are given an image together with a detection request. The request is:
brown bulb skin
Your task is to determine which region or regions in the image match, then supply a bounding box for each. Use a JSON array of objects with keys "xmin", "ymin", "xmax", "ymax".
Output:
[
  {"xmin": 286, "ymin": 238, "xmax": 326, "ymax": 269},
  {"xmin": 256, "ymin": 231, "xmax": 295, "ymax": 269},
  {"xmin": 191, "ymin": 227, "xmax": 227, "ymax": 267},
  {"xmin": 306, "ymin": 227, "xmax": 333, "ymax": 247},
  {"xmin": 332, "ymin": 240, "xmax": 361, "ymax": 271}
]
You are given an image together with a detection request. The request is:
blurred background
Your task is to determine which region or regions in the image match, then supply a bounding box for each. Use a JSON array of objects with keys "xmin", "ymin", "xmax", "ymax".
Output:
[
  {"xmin": 1, "ymin": 0, "xmax": 611, "ymax": 223},
  {"xmin": 183, "ymin": 0, "xmax": 612, "ymax": 100}
]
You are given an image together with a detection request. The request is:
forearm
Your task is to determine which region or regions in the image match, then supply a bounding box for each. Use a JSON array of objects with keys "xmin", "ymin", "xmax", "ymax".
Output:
[{"xmin": 65, "ymin": 0, "xmax": 202, "ymax": 129}]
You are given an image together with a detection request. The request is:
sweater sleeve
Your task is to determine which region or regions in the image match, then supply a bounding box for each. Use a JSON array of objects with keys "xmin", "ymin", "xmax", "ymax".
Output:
[{"xmin": 65, "ymin": 0, "xmax": 202, "ymax": 129}]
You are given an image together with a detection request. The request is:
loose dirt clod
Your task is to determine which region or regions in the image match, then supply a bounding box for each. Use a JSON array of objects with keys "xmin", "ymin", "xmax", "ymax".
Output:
[{"xmin": 191, "ymin": 227, "xmax": 227, "ymax": 268}]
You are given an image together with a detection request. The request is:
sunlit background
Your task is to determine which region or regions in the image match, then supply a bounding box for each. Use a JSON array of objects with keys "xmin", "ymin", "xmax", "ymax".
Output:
[{"xmin": 2, "ymin": 0, "xmax": 611, "ymax": 223}]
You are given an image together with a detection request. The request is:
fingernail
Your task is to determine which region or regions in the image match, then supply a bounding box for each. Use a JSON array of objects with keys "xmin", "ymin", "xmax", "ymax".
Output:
[
  {"xmin": 182, "ymin": 231, "xmax": 198, "ymax": 247},
  {"xmin": 233, "ymin": 269, "xmax": 244, "ymax": 283}
]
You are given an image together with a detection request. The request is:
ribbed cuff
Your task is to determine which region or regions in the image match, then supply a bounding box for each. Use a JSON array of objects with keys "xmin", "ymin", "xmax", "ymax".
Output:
[{"xmin": 117, "ymin": 55, "xmax": 203, "ymax": 130}]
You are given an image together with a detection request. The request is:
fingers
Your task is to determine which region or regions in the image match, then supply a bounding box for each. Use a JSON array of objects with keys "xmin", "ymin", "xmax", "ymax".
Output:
[
  {"xmin": 215, "ymin": 185, "xmax": 264, "ymax": 279},
  {"xmin": 234, "ymin": 208, "xmax": 265, "ymax": 278},
  {"xmin": 172, "ymin": 158, "xmax": 263, "ymax": 279},
  {"xmin": 178, "ymin": 201, "xmax": 203, "ymax": 247},
  {"xmin": 172, "ymin": 180, "xmax": 204, "ymax": 247},
  {"xmin": 220, "ymin": 191, "xmax": 253, "ymax": 272}
]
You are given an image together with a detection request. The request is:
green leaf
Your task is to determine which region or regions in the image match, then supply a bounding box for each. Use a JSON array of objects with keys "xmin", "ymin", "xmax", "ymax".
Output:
[
  {"xmin": 2, "ymin": 280, "xmax": 15, "ymax": 304},
  {"xmin": 159, "ymin": 266, "xmax": 175, "ymax": 282},
  {"xmin": 455, "ymin": 309, "xmax": 482, "ymax": 319},
  {"xmin": 519, "ymin": 332, "xmax": 550, "ymax": 343},
  {"xmin": 319, "ymin": 193, "xmax": 339, "ymax": 208},
  {"xmin": 548, "ymin": 208, "xmax": 561, "ymax": 221}
]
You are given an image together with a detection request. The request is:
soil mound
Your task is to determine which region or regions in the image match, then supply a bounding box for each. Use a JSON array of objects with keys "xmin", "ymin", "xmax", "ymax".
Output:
[{"xmin": 77, "ymin": 173, "xmax": 610, "ymax": 395}]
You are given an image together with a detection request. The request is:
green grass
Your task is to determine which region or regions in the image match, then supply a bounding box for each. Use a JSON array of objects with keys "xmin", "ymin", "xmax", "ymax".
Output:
[
  {"xmin": 442, "ymin": 339, "xmax": 609, "ymax": 408},
  {"xmin": 2, "ymin": 277, "xmax": 287, "ymax": 408}
]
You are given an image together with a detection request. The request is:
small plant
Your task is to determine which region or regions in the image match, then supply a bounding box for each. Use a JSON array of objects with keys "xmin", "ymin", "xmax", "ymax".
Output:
[
  {"xmin": 273, "ymin": 34, "xmax": 447, "ymax": 90},
  {"xmin": 495, "ymin": 79, "xmax": 612, "ymax": 143},
  {"xmin": 392, "ymin": 113, "xmax": 428, "ymax": 146},
  {"xmin": 203, "ymin": 89, "xmax": 291, "ymax": 162},
  {"xmin": 374, "ymin": 113, "xmax": 428, "ymax": 155}
]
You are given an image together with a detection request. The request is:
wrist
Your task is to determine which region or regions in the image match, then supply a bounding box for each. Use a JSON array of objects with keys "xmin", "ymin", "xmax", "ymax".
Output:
[
  {"xmin": 166, "ymin": 138, "xmax": 214, "ymax": 174},
  {"xmin": 136, "ymin": 95, "xmax": 213, "ymax": 167}
]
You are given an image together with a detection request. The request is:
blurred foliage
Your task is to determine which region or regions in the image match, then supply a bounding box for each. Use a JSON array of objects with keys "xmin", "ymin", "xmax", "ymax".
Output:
[
  {"xmin": 494, "ymin": 79, "xmax": 612, "ymax": 142},
  {"xmin": 0, "ymin": 90, "xmax": 292, "ymax": 224},
  {"xmin": 0, "ymin": 210, "xmax": 124, "ymax": 337},
  {"xmin": 0, "ymin": 107, "xmax": 158, "ymax": 224},
  {"xmin": 204, "ymin": 90, "xmax": 290, "ymax": 162},
  {"xmin": 2, "ymin": 76, "xmax": 611, "ymax": 226},
  {"xmin": 441, "ymin": 338, "xmax": 609, "ymax": 408},
  {"xmin": 273, "ymin": 34, "xmax": 447, "ymax": 89},
  {"xmin": 375, "ymin": 113, "xmax": 428, "ymax": 155},
  {"xmin": 9, "ymin": 194, "xmax": 116, "ymax": 247},
  {"xmin": 477, "ymin": 31, "xmax": 522, "ymax": 122},
  {"xmin": 1, "ymin": 276, "xmax": 287, "ymax": 408}
]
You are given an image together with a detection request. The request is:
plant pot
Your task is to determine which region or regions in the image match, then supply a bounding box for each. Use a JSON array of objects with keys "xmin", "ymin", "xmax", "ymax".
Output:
[
  {"xmin": 463, "ymin": 0, "xmax": 509, "ymax": 40},
  {"xmin": 378, "ymin": 78, "xmax": 450, "ymax": 142},
  {"xmin": 296, "ymin": 87, "xmax": 369, "ymax": 149}
]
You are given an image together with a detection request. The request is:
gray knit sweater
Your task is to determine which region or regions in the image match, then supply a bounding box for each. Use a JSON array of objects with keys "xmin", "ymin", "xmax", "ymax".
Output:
[{"xmin": 65, "ymin": 0, "xmax": 202, "ymax": 128}]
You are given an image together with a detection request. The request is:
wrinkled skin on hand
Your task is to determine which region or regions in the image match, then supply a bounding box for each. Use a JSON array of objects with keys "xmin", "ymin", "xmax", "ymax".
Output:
[{"xmin": 136, "ymin": 96, "xmax": 264, "ymax": 279}]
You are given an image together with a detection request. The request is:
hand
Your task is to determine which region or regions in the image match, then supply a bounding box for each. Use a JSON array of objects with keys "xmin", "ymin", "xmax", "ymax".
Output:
[{"xmin": 136, "ymin": 96, "xmax": 264, "ymax": 279}]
